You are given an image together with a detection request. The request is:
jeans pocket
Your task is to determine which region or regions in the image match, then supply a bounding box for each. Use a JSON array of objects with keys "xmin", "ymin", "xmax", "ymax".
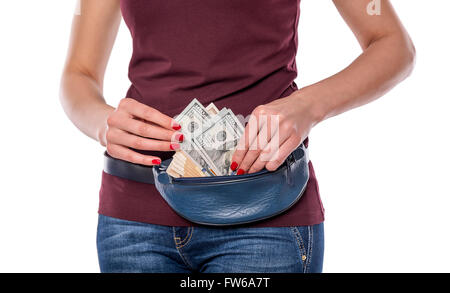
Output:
[{"xmin": 289, "ymin": 226, "xmax": 311, "ymax": 273}]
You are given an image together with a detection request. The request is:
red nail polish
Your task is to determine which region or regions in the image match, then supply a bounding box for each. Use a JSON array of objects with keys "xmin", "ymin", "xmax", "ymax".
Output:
[
  {"xmin": 237, "ymin": 169, "xmax": 245, "ymax": 175},
  {"xmin": 170, "ymin": 143, "xmax": 180, "ymax": 150},
  {"xmin": 176, "ymin": 133, "xmax": 184, "ymax": 142},
  {"xmin": 230, "ymin": 162, "xmax": 238, "ymax": 171},
  {"xmin": 172, "ymin": 123, "xmax": 181, "ymax": 130},
  {"xmin": 152, "ymin": 159, "xmax": 161, "ymax": 165}
]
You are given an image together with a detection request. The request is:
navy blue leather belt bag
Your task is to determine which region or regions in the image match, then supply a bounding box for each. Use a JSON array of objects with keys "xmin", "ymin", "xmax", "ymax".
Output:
[{"xmin": 104, "ymin": 144, "xmax": 309, "ymax": 226}]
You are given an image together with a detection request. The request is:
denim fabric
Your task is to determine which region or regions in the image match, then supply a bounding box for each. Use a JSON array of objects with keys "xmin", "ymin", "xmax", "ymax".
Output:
[{"xmin": 97, "ymin": 215, "xmax": 324, "ymax": 273}]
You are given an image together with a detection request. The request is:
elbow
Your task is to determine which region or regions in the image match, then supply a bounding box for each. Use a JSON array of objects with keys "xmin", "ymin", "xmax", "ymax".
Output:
[
  {"xmin": 59, "ymin": 71, "xmax": 70, "ymax": 111},
  {"xmin": 402, "ymin": 35, "xmax": 416, "ymax": 79}
]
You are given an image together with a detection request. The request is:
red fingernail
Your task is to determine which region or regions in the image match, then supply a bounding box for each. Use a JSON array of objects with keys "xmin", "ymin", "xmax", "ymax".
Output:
[
  {"xmin": 172, "ymin": 123, "xmax": 181, "ymax": 130},
  {"xmin": 152, "ymin": 159, "xmax": 161, "ymax": 165},
  {"xmin": 176, "ymin": 133, "xmax": 184, "ymax": 142},
  {"xmin": 230, "ymin": 162, "xmax": 238, "ymax": 171},
  {"xmin": 170, "ymin": 143, "xmax": 180, "ymax": 150},
  {"xmin": 237, "ymin": 169, "xmax": 245, "ymax": 175}
]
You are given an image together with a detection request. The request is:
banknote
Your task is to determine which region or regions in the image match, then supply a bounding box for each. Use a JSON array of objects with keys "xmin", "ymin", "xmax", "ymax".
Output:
[
  {"xmin": 193, "ymin": 108, "xmax": 244, "ymax": 176},
  {"xmin": 206, "ymin": 103, "xmax": 220, "ymax": 115},
  {"xmin": 167, "ymin": 99, "xmax": 244, "ymax": 177},
  {"xmin": 167, "ymin": 101, "xmax": 221, "ymax": 177},
  {"xmin": 173, "ymin": 99, "xmax": 216, "ymax": 175},
  {"xmin": 166, "ymin": 151, "xmax": 204, "ymax": 178},
  {"xmin": 175, "ymin": 98, "xmax": 212, "ymax": 140}
]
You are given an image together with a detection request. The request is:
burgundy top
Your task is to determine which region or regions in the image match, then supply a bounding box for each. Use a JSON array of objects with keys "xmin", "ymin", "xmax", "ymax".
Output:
[{"xmin": 98, "ymin": 0, "xmax": 325, "ymax": 227}]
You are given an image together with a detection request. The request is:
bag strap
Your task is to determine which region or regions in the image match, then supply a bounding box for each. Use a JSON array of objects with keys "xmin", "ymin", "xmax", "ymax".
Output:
[
  {"xmin": 103, "ymin": 143, "xmax": 309, "ymax": 184},
  {"xmin": 103, "ymin": 151, "xmax": 155, "ymax": 184}
]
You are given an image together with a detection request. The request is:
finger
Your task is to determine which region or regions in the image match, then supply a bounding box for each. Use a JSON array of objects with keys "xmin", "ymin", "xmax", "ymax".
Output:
[
  {"xmin": 265, "ymin": 136, "xmax": 301, "ymax": 172},
  {"xmin": 106, "ymin": 144, "xmax": 162, "ymax": 166},
  {"xmin": 237, "ymin": 118, "xmax": 271, "ymax": 173},
  {"xmin": 107, "ymin": 128, "xmax": 180, "ymax": 152},
  {"xmin": 231, "ymin": 114, "xmax": 263, "ymax": 171},
  {"xmin": 248, "ymin": 126, "xmax": 292, "ymax": 173},
  {"xmin": 117, "ymin": 116, "xmax": 182, "ymax": 142},
  {"xmin": 121, "ymin": 98, "xmax": 179, "ymax": 130}
]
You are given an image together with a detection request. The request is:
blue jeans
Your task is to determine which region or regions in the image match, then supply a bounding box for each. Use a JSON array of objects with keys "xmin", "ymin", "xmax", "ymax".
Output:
[{"xmin": 97, "ymin": 215, "xmax": 324, "ymax": 273}]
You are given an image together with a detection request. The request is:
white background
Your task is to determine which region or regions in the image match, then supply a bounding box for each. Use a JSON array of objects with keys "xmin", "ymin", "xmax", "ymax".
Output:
[{"xmin": 0, "ymin": 1, "xmax": 449, "ymax": 273}]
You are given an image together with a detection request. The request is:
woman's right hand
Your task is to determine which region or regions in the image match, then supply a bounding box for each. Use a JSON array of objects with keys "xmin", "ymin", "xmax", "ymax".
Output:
[{"xmin": 103, "ymin": 98, "xmax": 183, "ymax": 166}]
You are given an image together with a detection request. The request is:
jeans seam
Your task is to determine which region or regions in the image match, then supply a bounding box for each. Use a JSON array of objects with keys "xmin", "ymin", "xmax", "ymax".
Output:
[
  {"xmin": 172, "ymin": 227, "xmax": 195, "ymax": 270},
  {"xmin": 289, "ymin": 226, "xmax": 307, "ymax": 271},
  {"xmin": 304, "ymin": 225, "xmax": 314, "ymax": 273},
  {"xmin": 174, "ymin": 227, "xmax": 187, "ymax": 246},
  {"xmin": 177, "ymin": 227, "xmax": 194, "ymax": 248},
  {"xmin": 173, "ymin": 227, "xmax": 190, "ymax": 246}
]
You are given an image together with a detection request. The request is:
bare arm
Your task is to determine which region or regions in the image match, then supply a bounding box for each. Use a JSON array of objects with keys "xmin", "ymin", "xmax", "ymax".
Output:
[
  {"xmin": 59, "ymin": 0, "xmax": 121, "ymax": 146},
  {"xmin": 60, "ymin": 0, "xmax": 182, "ymax": 165},
  {"xmin": 232, "ymin": 0, "xmax": 416, "ymax": 174},
  {"xmin": 304, "ymin": 0, "xmax": 416, "ymax": 121}
]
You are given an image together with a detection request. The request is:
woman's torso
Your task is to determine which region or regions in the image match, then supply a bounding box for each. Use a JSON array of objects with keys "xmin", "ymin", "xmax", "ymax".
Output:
[{"xmin": 97, "ymin": 0, "xmax": 325, "ymax": 227}]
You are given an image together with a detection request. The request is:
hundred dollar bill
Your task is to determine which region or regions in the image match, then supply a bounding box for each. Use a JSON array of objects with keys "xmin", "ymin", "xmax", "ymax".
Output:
[
  {"xmin": 193, "ymin": 108, "xmax": 244, "ymax": 176},
  {"xmin": 175, "ymin": 98, "xmax": 212, "ymax": 139},
  {"xmin": 172, "ymin": 98, "xmax": 215, "ymax": 176},
  {"xmin": 170, "ymin": 102, "xmax": 222, "ymax": 177}
]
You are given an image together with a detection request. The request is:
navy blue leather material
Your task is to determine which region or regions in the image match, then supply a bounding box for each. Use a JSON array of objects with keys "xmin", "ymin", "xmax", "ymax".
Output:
[
  {"xmin": 104, "ymin": 151, "xmax": 155, "ymax": 184},
  {"xmin": 153, "ymin": 144, "xmax": 309, "ymax": 226}
]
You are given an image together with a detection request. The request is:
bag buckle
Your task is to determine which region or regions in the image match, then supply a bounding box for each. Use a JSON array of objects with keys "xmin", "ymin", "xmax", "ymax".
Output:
[{"xmin": 286, "ymin": 154, "xmax": 295, "ymax": 186}]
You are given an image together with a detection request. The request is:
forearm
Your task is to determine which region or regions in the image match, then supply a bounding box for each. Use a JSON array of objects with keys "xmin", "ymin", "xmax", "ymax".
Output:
[
  {"xmin": 59, "ymin": 70, "xmax": 114, "ymax": 146},
  {"xmin": 296, "ymin": 32, "xmax": 416, "ymax": 124}
]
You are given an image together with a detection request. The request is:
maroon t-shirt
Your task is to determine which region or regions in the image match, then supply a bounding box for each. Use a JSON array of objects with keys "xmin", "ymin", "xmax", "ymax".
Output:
[{"xmin": 99, "ymin": 0, "xmax": 325, "ymax": 227}]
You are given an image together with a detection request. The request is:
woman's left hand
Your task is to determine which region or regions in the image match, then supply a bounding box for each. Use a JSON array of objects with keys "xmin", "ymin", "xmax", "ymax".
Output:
[{"xmin": 230, "ymin": 92, "xmax": 322, "ymax": 174}]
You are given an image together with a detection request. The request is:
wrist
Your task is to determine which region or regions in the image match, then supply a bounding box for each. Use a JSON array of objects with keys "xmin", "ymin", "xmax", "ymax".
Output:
[
  {"xmin": 96, "ymin": 105, "xmax": 115, "ymax": 147},
  {"xmin": 291, "ymin": 87, "xmax": 327, "ymax": 126}
]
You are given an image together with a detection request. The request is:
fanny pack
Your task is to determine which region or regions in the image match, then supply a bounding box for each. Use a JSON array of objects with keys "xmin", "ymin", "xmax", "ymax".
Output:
[{"xmin": 103, "ymin": 144, "xmax": 310, "ymax": 226}]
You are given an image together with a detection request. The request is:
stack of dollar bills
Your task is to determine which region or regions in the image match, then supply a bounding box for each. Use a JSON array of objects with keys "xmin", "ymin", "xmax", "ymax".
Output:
[{"xmin": 167, "ymin": 99, "xmax": 244, "ymax": 178}]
